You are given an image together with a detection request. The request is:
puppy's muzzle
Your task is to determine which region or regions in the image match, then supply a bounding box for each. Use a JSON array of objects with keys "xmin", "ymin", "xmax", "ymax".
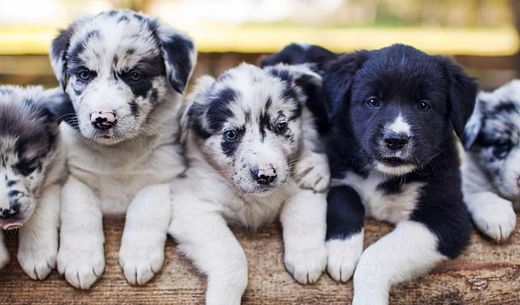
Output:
[
  {"xmin": 0, "ymin": 202, "xmax": 22, "ymax": 230},
  {"xmin": 90, "ymin": 110, "xmax": 117, "ymax": 130},
  {"xmin": 251, "ymin": 166, "xmax": 277, "ymax": 185},
  {"xmin": 383, "ymin": 131, "xmax": 410, "ymax": 151}
]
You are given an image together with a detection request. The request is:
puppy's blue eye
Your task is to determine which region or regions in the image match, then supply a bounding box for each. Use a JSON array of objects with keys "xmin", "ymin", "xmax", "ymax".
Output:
[
  {"xmin": 128, "ymin": 69, "xmax": 143, "ymax": 82},
  {"xmin": 224, "ymin": 130, "xmax": 238, "ymax": 141},
  {"xmin": 418, "ymin": 100, "xmax": 431, "ymax": 112},
  {"xmin": 78, "ymin": 69, "xmax": 93, "ymax": 81},
  {"xmin": 275, "ymin": 122, "xmax": 288, "ymax": 133},
  {"xmin": 366, "ymin": 97, "xmax": 380, "ymax": 108}
]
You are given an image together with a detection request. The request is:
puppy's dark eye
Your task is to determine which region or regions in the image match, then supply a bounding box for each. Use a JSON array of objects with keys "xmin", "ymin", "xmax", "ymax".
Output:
[
  {"xmin": 14, "ymin": 159, "xmax": 39, "ymax": 176},
  {"xmin": 224, "ymin": 130, "xmax": 238, "ymax": 141},
  {"xmin": 493, "ymin": 140, "xmax": 512, "ymax": 159},
  {"xmin": 128, "ymin": 69, "xmax": 143, "ymax": 82},
  {"xmin": 275, "ymin": 122, "xmax": 288, "ymax": 134},
  {"xmin": 417, "ymin": 100, "xmax": 431, "ymax": 112},
  {"xmin": 366, "ymin": 97, "xmax": 380, "ymax": 108},
  {"xmin": 77, "ymin": 69, "xmax": 93, "ymax": 81}
]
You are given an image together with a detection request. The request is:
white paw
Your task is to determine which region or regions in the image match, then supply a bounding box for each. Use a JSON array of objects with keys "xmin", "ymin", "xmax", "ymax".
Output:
[
  {"xmin": 57, "ymin": 242, "xmax": 105, "ymax": 290},
  {"xmin": 295, "ymin": 153, "xmax": 330, "ymax": 192},
  {"xmin": 0, "ymin": 244, "xmax": 9, "ymax": 269},
  {"xmin": 284, "ymin": 242, "xmax": 327, "ymax": 284},
  {"xmin": 472, "ymin": 200, "xmax": 516, "ymax": 242},
  {"xmin": 119, "ymin": 240, "xmax": 164, "ymax": 285},
  {"xmin": 17, "ymin": 244, "xmax": 57, "ymax": 280},
  {"xmin": 326, "ymin": 233, "xmax": 363, "ymax": 282}
]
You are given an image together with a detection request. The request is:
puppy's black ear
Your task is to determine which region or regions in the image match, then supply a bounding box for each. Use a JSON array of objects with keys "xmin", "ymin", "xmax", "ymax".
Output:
[
  {"xmin": 439, "ymin": 57, "xmax": 478, "ymax": 140},
  {"xmin": 152, "ymin": 20, "xmax": 197, "ymax": 94},
  {"xmin": 50, "ymin": 26, "xmax": 74, "ymax": 89},
  {"xmin": 266, "ymin": 64, "xmax": 322, "ymax": 103},
  {"xmin": 178, "ymin": 75, "xmax": 215, "ymax": 143},
  {"xmin": 259, "ymin": 43, "xmax": 336, "ymax": 67},
  {"xmin": 38, "ymin": 87, "xmax": 76, "ymax": 125},
  {"xmin": 463, "ymin": 97, "xmax": 484, "ymax": 149},
  {"xmin": 322, "ymin": 51, "xmax": 368, "ymax": 121}
]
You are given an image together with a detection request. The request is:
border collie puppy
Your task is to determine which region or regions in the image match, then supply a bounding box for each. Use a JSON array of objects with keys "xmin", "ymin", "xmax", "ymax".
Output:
[
  {"xmin": 49, "ymin": 9, "xmax": 196, "ymax": 289},
  {"xmin": 0, "ymin": 86, "xmax": 67, "ymax": 279},
  {"xmin": 265, "ymin": 43, "xmax": 477, "ymax": 305},
  {"xmin": 463, "ymin": 80, "xmax": 520, "ymax": 242},
  {"xmin": 169, "ymin": 63, "xmax": 329, "ymax": 305}
]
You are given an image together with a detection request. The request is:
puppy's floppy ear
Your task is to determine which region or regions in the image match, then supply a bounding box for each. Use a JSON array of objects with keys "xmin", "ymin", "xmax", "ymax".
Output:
[
  {"xmin": 49, "ymin": 25, "xmax": 75, "ymax": 89},
  {"xmin": 439, "ymin": 57, "xmax": 478, "ymax": 140},
  {"xmin": 152, "ymin": 20, "xmax": 197, "ymax": 94},
  {"xmin": 322, "ymin": 51, "xmax": 368, "ymax": 121},
  {"xmin": 463, "ymin": 96, "xmax": 484, "ymax": 149},
  {"xmin": 38, "ymin": 87, "xmax": 76, "ymax": 125},
  {"xmin": 178, "ymin": 75, "xmax": 215, "ymax": 143},
  {"xmin": 265, "ymin": 63, "xmax": 322, "ymax": 103}
]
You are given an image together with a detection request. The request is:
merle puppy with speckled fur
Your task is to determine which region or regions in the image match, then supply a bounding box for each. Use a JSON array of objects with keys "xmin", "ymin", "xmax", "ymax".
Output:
[
  {"xmin": 49, "ymin": 9, "xmax": 196, "ymax": 289},
  {"xmin": 0, "ymin": 86, "xmax": 68, "ymax": 279},
  {"xmin": 264, "ymin": 43, "xmax": 477, "ymax": 305}
]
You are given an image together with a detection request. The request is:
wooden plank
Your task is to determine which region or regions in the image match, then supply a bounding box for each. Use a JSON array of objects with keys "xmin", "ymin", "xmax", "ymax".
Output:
[{"xmin": 0, "ymin": 216, "xmax": 519, "ymax": 305}]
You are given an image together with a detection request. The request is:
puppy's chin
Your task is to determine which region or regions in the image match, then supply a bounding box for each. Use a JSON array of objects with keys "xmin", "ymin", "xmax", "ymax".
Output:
[
  {"xmin": 375, "ymin": 160, "xmax": 416, "ymax": 176},
  {"xmin": 80, "ymin": 129, "xmax": 133, "ymax": 146}
]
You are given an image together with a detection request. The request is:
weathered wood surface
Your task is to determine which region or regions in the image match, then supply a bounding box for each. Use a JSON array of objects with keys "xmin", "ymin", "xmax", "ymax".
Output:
[{"xmin": 0, "ymin": 216, "xmax": 519, "ymax": 305}]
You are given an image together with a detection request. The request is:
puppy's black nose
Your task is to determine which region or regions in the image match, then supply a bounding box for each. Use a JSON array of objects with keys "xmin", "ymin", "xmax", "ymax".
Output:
[
  {"xmin": 251, "ymin": 167, "xmax": 277, "ymax": 185},
  {"xmin": 0, "ymin": 203, "xmax": 20, "ymax": 218},
  {"xmin": 384, "ymin": 133, "xmax": 409, "ymax": 150},
  {"xmin": 90, "ymin": 110, "xmax": 117, "ymax": 130}
]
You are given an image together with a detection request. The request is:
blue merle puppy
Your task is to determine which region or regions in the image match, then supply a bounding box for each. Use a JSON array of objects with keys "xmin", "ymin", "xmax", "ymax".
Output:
[
  {"xmin": 263, "ymin": 43, "xmax": 477, "ymax": 305},
  {"xmin": 463, "ymin": 80, "xmax": 520, "ymax": 242},
  {"xmin": 0, "ymin": 86, "xmax": 68, "ymax": 280}
]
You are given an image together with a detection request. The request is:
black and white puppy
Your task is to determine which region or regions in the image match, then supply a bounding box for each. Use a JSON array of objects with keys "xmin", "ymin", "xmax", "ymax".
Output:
[
  {"xmin": 169, "ymin": 63, "xmax": 329, "ymax": 305},
  {"xmin": 49, "ymin": 9, "xmax": 196, "ymax": 288},
  {"xmin": 266, "ymin": 43, "xmax": 477, "ymax": 305},
  {"xmin": 463, "ymin": 80, "xmax": 520, "ymax": 242},
  {"xmin": 0, "ymin": 86, "xmax": 67, "ymax": 279}
]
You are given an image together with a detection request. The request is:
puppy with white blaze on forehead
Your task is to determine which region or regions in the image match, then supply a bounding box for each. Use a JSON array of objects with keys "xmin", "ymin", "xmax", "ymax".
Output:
[
  {"xmin": 49, "ymin": 9, "xmax": 196, "ymax": 289},
  {"xmin": 0, "ymin": 86, "xmax": 68, "ymax": 279},
  {"xmin": 169, "ymin": 63, "xmax": 329, "ymax": 305},
  {"xmin": 463, "ymin": 80, "xmax": 520, "ymax": 242},
  {"xmin": 265, "ymin": 43, "xmax": 477, "ymax": 305}
]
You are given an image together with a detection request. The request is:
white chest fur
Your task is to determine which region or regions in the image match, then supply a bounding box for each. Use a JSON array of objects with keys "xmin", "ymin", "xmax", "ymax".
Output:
[
  {"xmin": 335, "ymin": 171, "xmax": 424, "ymax": 223},
  {"xmin": 61, "ymin": 124, "xmax": 185, "ymax": 214}
]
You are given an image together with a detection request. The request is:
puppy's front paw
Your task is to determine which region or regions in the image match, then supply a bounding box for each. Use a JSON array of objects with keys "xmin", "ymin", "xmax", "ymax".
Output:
[
  {"xmin": 57, "ymin": 243, "xmax": 104, "ymax": 290},
  {"xmin": 326, "ymin": 235, "xmax": 363, "ymax": 282},
  {"xmin": 119, "ymin": 239, "xmax": 164, "ymax": 285},
  {"xmin": 295, "ymin": 153, "xmax": 330, "ymax": 192},
  {"xmin": 473, "ymin": 200, "xmax": 516, "ymax": 242},
  {"xmin": 0, "ymin": 243, "xmax": 9, "ymax": 269},
  {"xmin": 18, "ymin": 244, "xmax": 57, "ymax": 280},
  {"xmin": 284, "ymin": 242, "xmax": 327, "ymax": 284}
]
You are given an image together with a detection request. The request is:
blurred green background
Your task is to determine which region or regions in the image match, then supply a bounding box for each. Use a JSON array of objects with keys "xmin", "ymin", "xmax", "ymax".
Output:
[{"xmin": 0, "ymin": 0, "xmax": 519, "ymax": 90}]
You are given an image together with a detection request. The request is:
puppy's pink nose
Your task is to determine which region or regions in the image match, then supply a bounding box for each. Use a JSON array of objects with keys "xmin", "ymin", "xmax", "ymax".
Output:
[
  {"xmin": 251, "ymin": 166, "xmax": 277, "ymax": 185},
  {"xmin": 90, "ymin": 110, "xmax": 117, "ymax": 130}
]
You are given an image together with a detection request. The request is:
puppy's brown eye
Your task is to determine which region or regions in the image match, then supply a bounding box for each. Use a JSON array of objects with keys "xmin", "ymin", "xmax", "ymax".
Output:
[
  {"xmin": 275, "ymin": 122, "xmax": 288, "ymax": 133},
  {"xmin": 224, "ymin": 130, "xmax": 238, "ymax": 141},
  {"xmin": 128, "ymin": 69, "xmax": 143, "ymax": 82},
  {"xmin": 366, "ymin": 97, "xmax": 380, "ymax": 108},
  {"xmin": 493, "ymin": 140, "xmax": 512, "ymax": 159},
  {"xmin": 418, "ymin": 100, "xmax": 431, "ymax": 112}
]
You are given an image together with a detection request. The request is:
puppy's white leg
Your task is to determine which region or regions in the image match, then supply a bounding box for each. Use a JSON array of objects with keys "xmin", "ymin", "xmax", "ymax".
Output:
[
  {"xmin": 57, "ymin": 177, "xmax": 104, "ymax": 290},
  {"xmin": 326, "ymin": 231, "xmax": 363, "ymax": 282},
  {"xmin": 0, "ymin": 231, "xmax": 8, "ymax": 269},
  {"xmin": 169, "ymin": 196, "xmax": 247, "ymax": 305},
  {"xmin": 17, "ymin": 184, "xmax": 60, "ymax": 280},
  {"xmin": 294, "ymin": 152, "xmax": 330, "ymax": 192},
  {"xmin": 352, "ymin": 221, "xmax": 446, "ymax": 305},
  {"xmin": 280, "ymin": 190, "xmax": 327, "ymax": 284},
  {"xmin": 119, "ymin": 183, "xmax": 171, "ymax": 285},
  {"xmin": 465, "ymin": 192, "xmax": 516, "ymax": 242}
]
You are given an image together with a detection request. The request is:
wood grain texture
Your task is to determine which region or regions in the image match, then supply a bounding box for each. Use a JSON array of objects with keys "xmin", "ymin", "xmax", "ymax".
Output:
[{"xmin": 0, "ymin": 216, "xmax": 519, "ymax": 305}]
